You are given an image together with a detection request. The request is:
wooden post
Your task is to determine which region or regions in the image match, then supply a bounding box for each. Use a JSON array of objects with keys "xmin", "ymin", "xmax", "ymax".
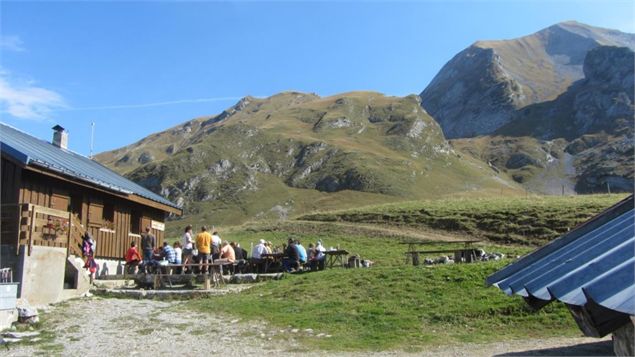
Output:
[
  {"xmin": 412, "ymin": 252, "xmax": 420, "ymax": 266},
  {"xmin": 28, "ymin": 205, "xmax": 36, "ymax": 256},
  {"xmin": 454, "ymin": 250, "xmax": 462, "ymax": 263},
  {"xmin": 204, "ymin": 275, "xmax": 211, "ymax": 290},
  {"xmin": 607, "ymin": 181, "xmax": 611, "ymax": 194},
  {"xmin": 613, "ymin": 316, "xmax": 635, "ymax": 356},
  {"xmin": 15, "ymin": 204, "xmax": 24, "ymax": 256},
  {"xmin": 153, "ymin": 274, "xmax": 160, "ymax": 290},
  {"xmin": 67, "ymin": 211, "xmax": 73, "ymax": 257},
  {"xmin": 562, "ymin": 185, "xmax": 565, "ymax": 196}
]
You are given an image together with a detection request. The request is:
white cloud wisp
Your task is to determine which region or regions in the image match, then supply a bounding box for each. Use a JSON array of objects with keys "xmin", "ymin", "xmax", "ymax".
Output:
[
  {"xmin": 0, "ymin": 73, "xmax": 67, "ymax": 120},
  {"xmin": 0, "ymin": 35, "xmax": 26, "ymax": 52},
  {"xmin": 62, "ymin": 96, "xmax": 243, "ymax": 112}
]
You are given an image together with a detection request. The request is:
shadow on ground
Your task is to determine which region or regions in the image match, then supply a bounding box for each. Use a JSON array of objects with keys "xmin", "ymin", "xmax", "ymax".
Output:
[{"xmin": 496, "ymin": 340, "xmax": 614, "ymax": 357}]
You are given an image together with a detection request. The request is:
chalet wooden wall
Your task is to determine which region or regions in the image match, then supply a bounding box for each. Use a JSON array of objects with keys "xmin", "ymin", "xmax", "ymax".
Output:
[
  {"xmin": 1, "ymin": 157, "xmax": 23, "ymax": 246},
  {"xmin": 1, "ymin": 158, "xmax": 169, "ymax": 260}
]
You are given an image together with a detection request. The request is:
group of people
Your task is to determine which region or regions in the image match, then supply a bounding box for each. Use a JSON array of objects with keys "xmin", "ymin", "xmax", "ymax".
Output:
[
  {"xmin": 123, "ymin": 225, "xmax": 328, "ymax": 275},
  {"xmin": 251, "ymin": 237, "xmax": 329, "ymax": 273},
  {"xmin": 185, "ymin": 225, "xmax": 248, "ymax": 273},
  {"xmin": 124, "ymin": 225, "xmax": 248, "ymax": 274},
  {"xmin": 251, "ymin": 238, "xmax": 327, "ymax": 273}
]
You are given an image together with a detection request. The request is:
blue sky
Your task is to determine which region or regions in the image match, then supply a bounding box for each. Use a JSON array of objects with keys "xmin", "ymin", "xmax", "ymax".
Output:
[{"xmin": 1, "ymin": 0, "xmax": 633, "ymax": 156}]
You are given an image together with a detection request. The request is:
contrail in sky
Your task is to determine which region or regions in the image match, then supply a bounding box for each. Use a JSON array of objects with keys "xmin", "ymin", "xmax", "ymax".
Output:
[{"xmin": 55, "ymin": 96, "xmax": 243, "ymax": 111}]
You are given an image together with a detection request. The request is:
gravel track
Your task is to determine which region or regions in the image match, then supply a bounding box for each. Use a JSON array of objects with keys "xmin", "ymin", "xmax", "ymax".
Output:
[{"xmin": 4, "ymin": 297, "xmax": 614, "ymax": 357}]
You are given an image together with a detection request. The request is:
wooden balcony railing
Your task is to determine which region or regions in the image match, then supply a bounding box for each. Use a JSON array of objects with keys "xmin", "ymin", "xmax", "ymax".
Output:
[{"xmin": 1, "ymin": 203, "xmax": 85, "ymax": 257}]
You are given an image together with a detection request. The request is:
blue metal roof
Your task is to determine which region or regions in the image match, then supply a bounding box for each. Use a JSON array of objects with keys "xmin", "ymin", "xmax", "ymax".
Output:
[
  {"xmin": 0, "ymin": 122, "xmax": 179, "ymax": 210},
  {"xmin": 487, "ymin": 195, "xmax": 635, "ymax": 316}
]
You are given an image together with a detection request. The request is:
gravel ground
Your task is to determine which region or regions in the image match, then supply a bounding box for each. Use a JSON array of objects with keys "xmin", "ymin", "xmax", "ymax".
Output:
[{"xmin": 3, "ymin": 297, "xmax": 614, "ymax": 357}]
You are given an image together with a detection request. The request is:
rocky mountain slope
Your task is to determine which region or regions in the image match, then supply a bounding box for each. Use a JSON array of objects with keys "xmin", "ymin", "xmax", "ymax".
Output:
[
  {"xmin": 498, "ymin": 46, "xmax": 634, "ymax": 140},
  {"xmin": 498, "ymin": 46, "xmax": 634, "ymax": 192},
  {"xmin": 96, "ymin": 92, "xmax": 518, "ymax": 226},
  {"xmin": 453, "ymin": 46, "xmax": 634, "ymax": 194},
  {"xmin": 420, "ymin": 21, "xmax": 635, "ymax": 138},
  {"xmin": 96, "ymin": 21, "xmax": 633, "ymax": 227}
]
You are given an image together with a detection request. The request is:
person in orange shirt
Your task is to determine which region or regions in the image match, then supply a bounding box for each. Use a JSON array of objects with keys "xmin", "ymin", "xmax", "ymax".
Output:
[
  {"xmin": 125, "ymin": 241, "xmax": 142, "ymax": 274},
  {"xmin": 195, "ymin": 226, "xmax": 212, "ymax": 274}
]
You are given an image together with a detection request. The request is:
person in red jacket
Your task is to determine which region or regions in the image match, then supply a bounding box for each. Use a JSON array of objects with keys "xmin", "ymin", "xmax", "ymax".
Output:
[{"xmin": 125, "ymin": 241, "xmax": 142, "ymax": 274}]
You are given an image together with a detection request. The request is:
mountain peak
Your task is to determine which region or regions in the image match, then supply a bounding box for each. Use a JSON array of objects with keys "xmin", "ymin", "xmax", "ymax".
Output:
[
  {"xmin": 421, "ymin": 21, "xmax": 635, "ymax": 138},
  {"xmin": 553, "ymin": 20, "xmax": 590, "ymax": 29},
  {"xmin": 552, "ymin": 20, "xmax": 630, "ymax": 34}
]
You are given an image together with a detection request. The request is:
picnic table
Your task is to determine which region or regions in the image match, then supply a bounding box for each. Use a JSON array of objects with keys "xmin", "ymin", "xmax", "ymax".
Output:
[
  {"xmin": 261, "ymin": 253, "xmax": 284, "ymax": 273},
  {"xmin": 324, "ymin": 250, "xmax": 349, "ymax": 269},
  {"xmin": 399, "ymin": 240, "xmax": 481, "ymax": 265}
]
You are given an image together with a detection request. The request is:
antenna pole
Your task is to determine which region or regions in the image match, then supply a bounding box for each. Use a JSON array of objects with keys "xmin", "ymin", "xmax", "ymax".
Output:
[{"xmin": 90, "ymin": 122, "xmax": 95, "ymax": 159}]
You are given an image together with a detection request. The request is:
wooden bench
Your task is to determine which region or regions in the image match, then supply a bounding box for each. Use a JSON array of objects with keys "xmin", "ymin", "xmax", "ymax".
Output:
[
  {"xmin": 404, "ymin": 247, "xmax": 480, "ymax": 265},
  {"xmin": 151, "ymin": 262, "xmax": 232, "ymax": 289},
  {"xmin": 400, "ymin": 240, "xmax": 481, "ymax": 265}
]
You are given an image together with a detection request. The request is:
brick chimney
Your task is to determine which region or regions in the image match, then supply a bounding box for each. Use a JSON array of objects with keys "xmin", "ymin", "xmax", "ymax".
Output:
[{"xmin": 52, "ymin": 125, "xmax": 68, "ymax": 149}]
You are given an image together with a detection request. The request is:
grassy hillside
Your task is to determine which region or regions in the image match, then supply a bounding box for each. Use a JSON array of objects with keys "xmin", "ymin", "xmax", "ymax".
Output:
[
  {"xmin": 96, "ymin": 91, "xmax": 521, "ymax": 228},
  {"xmin": 298, "ymin": 194, "xmax": 626, "ymax": 245},
  {"xmin": 164, "ymin": 186, "xmax": 403, "ymax": 237}
]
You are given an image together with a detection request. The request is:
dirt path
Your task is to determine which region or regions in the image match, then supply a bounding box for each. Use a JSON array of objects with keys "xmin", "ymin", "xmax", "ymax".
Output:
[{"xmin": 4, "ymin": 297, "xmax": 614, "ymax": 357}]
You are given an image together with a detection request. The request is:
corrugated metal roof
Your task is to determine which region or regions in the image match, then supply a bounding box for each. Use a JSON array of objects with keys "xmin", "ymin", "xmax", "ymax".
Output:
[
  {"xmin": 487, "ymin": 195, "xmax": 635, "ymax": 316},
  {"xmin": 0, "ymin": 122, "xmax": 179, "ymax": 210}
]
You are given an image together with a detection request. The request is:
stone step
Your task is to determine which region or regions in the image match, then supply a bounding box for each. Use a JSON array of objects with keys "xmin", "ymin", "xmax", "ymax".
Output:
[
  {"xmin": 231, "ymin": 273, "xmax": 284, "ymax": 284},
  {"xmin": 91, "ymin": 286, "xmax": 251, "ymax": 300},
  {"xmin": 95, "ymin": 274, "xmax": 129, "ymax": 281},
  {"xmin": 135, "ymin": 273, "xmax": 284, "ymax": 285},
  {"xmin": 92, "ymin": 279, "xmax": 136, "ymax": 289}
]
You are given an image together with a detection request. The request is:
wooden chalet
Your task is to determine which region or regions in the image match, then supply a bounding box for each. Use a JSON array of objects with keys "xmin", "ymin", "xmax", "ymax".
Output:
[{"xmin": 0, "ymin": 123, "xmax": 181, "ymax": 304}]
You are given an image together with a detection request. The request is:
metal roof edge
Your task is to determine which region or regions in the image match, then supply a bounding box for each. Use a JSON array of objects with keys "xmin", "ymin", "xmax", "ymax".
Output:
[
  {"xmin": 486, "ymin": 195, "xmax": 635, "ymax": 286},
  {"xmin": 581, "ymin": 286, "xmax": 635, "ymax": 316},
  {"xmin": 1, "ymin": 142, "xmax": 30, "ymax": 165}
]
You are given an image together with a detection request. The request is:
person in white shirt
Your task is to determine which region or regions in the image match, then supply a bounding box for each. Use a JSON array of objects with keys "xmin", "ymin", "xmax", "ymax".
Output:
[
  {"xmin": 315, "ymin": 240, "xmax": 326, "ymax": 270},
  {"xmin": 182, "ymin": 225, "xmax": 194, "ymax": 272},
  {"xmin": 251, "ymin": 239, "xmax": 267, "ymax": 259},
  {"xmin": 251, "ymin": 239, "xmax": 268, "ymax": 273},
  {"xmin": 211, "ymin": 231, "xmax": 222, "ymax": 259},
  {"xmin": 173, "ymin": 241, "xmax": 183, "ymax": 273}
]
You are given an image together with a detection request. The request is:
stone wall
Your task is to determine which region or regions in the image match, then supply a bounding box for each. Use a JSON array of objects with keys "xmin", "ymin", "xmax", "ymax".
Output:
[
  {"xmin": 94, "ymin": 258, "xmax": 126, "ymax": 277},
  {"xmin": 19, "ymin": 246, "xmax": 67, "ymax": 307}
]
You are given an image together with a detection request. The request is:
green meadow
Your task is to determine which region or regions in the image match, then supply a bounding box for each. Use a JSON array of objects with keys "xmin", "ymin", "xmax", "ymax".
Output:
[
  {"xmin": 187, "ymin": 194, "xmax": 625, "ymax": 352},
  {"xmin": 193, "ymin": 263, "xmax": 577, "ymax": 351}
]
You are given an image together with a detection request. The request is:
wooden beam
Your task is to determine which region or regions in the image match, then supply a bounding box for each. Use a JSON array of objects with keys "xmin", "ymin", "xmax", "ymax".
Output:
[
  {"xmin": 67, "ymin": 211, "xmax": 72, "ymax": 258},
  {"xmin": 32, "ymin": 204, "xmax": 69, "ymax": 218},
  {"xmin": 28, "ymin": 204, "xmax": 35, "ymax": 256},
  {"xmin": 122, "ymin": 193, "xmax": 182, "ymax": 216}
]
